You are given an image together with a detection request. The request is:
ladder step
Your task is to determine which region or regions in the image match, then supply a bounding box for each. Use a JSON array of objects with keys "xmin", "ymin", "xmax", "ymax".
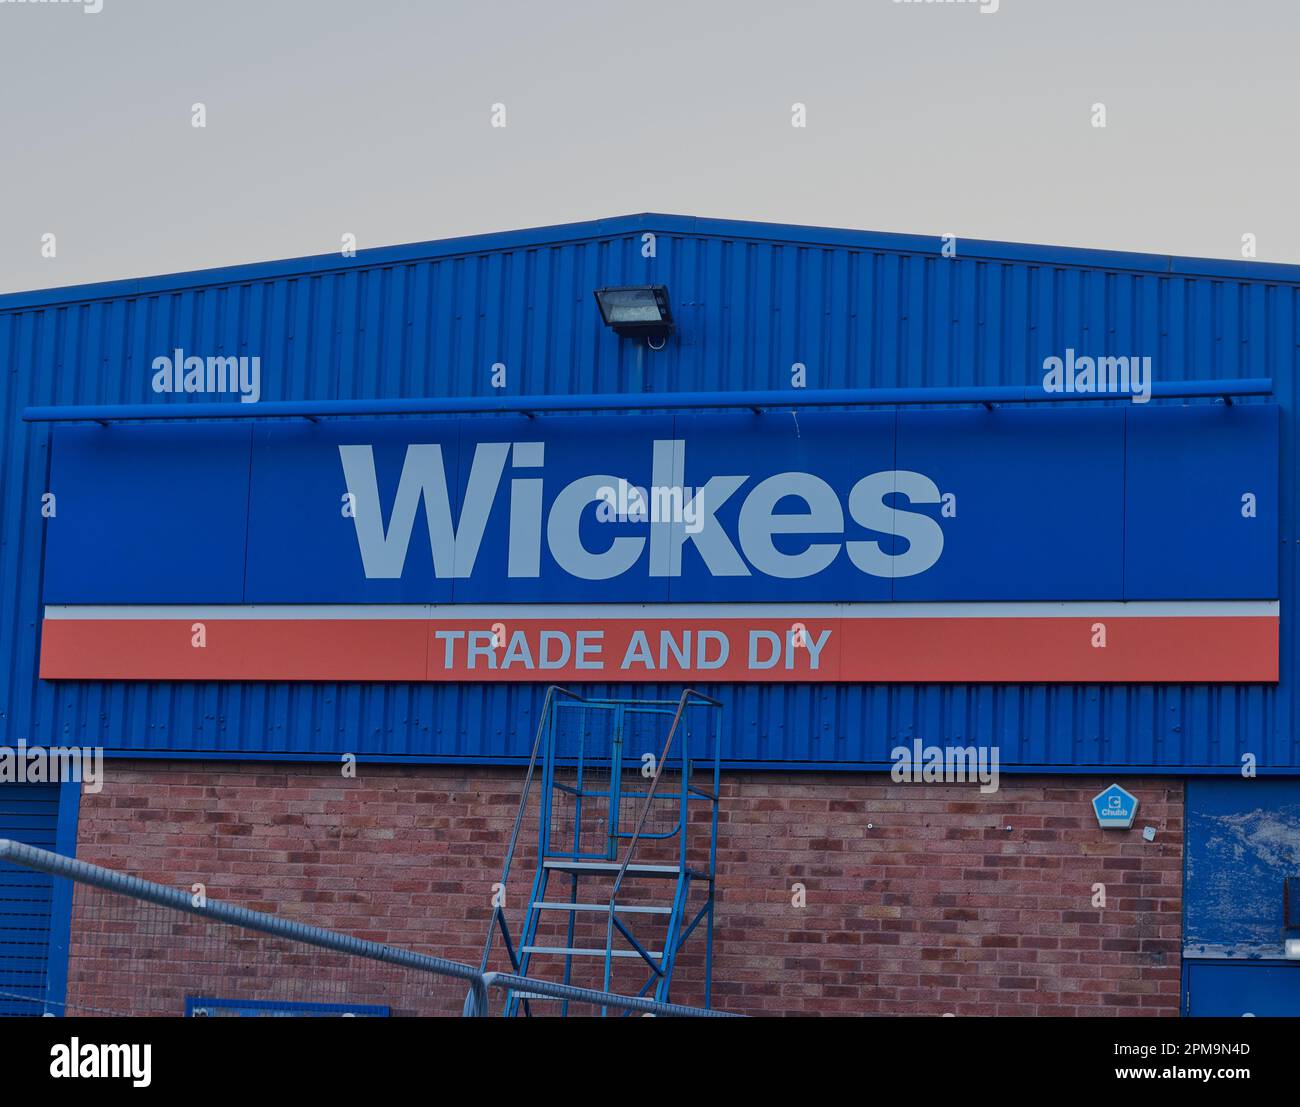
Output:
[
  {"xmin": 542, "ymin": 860, "xmax": 680, "ymax": 876},
  {"xmin": 522, "ymin": 945, "xmax": 662, "ymax": 959},
  {"xmin": 534, "ymin": 901, "xmax": 673, "ymax": 915}
]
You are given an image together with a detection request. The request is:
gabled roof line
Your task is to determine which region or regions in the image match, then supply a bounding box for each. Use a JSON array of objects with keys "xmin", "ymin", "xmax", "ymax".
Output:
[{"xmin": 3, "ymin": 212, "xmax": 1299, "ymax": 312}]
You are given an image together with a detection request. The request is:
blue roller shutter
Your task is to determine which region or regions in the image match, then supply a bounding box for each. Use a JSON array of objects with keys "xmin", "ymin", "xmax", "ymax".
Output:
[{"xmin": 0, "ymin": 783, "xmax": 69, "ymax": 1016}]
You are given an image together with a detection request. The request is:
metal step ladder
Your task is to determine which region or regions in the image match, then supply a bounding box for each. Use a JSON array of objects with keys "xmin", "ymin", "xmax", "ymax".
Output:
[{"xmin": 481, "ymin": 687, "xmax": 723, "ymax": 1016}]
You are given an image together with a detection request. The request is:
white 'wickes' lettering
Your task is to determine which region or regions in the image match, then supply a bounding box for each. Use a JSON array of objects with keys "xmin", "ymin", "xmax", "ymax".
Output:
[{"xmin": 339, "ymin": 439, "xmax": 946, "ymax": 582}]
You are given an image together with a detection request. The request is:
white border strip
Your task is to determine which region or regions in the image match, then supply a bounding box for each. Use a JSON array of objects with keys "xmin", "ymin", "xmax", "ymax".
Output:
[{"xmin": 43, "ymin": 601, "xmax": 1281, "ymax": 621}]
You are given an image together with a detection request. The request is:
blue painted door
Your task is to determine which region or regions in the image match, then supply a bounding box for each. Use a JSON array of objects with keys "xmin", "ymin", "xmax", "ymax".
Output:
[
  {"xmin": 1185, "ymin": 779, "xmax": 1300, "ymax": 959},
  {"xmin": 1184, "ymin": 778, "xmax": 1300, "ymax": 1017}
]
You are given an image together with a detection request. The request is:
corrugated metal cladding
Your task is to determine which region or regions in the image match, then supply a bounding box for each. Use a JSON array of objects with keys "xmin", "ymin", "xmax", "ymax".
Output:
[
  {"xmin": 0, "ymin": 213, "xmax": 1297, "ymax": 771},
  {"xmin": 0, "ymin": 785, "xmax": 64, "ymax": 1015}
]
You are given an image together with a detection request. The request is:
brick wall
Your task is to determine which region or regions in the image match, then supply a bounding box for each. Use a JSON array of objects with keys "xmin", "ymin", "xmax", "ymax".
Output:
[{"xmin": 68, "ymin": 761, "xmax": 1183, "ymax": 1017}]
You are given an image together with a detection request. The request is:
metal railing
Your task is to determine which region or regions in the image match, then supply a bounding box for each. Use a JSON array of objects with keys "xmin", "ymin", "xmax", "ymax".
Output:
[
  {"xmin": 604, "ymin": 689, "xmax": 722, "ymax": 1004},
  {"xmin": 479, "ymin": 684, "xmax": 585, "ymax": 977},
  {"xmin": 480, "ymin": 973, "xmax": 736, "ymax": 1018},
  {"xmin": 0, "ymin": 838, "xmax": 738, "ymax": 1018}
]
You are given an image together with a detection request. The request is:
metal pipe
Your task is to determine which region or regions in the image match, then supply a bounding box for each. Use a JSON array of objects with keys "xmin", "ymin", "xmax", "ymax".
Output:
[
  {"xmin": 21, "ymin": 378, "xmax": 1273, "ymax": 423},
  {"xmin": 481, "ymin": 972, "xmax": 740, "ymax": 1017},
  {"xmin": 480, "ymin": 684, "xmax": 583, "ymax": 974}
]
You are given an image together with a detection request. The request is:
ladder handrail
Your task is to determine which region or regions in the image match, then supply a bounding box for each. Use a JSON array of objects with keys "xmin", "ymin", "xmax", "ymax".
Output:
[
  {"xmin": 480, "ymin": 684, "xmax": 584, "ymax": 972},
  {"xmin": 604, "ymin": 689, "xmax": 722, "ymax": 984}
]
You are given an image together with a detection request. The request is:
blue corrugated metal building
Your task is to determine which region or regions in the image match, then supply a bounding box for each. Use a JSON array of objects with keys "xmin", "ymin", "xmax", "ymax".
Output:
[
  {"xmin": 1, "ymin": 214, "xmax": 1297, "ymax": 1016},
  {"xmin": 1, "ymin": 213, "xmax": 1297, "ymax": 771}
]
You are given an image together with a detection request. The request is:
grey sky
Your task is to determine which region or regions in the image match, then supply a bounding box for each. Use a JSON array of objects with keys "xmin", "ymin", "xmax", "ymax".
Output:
[{"xmin": 1, "ymin": 0, "xmax": 1294, "ymax": 294}]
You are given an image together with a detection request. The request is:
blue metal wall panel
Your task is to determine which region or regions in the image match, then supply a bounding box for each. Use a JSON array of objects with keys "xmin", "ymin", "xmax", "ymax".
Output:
[
  {"xmin": 1, "ymin": 214, "xmax": 1298, "ymax": 770},
  {"xmin": 1125, "ymin": 405, "xmax": 1279, "ymax": 599},
  {"xmin": 45, "ymin": 423, "xmax": 253, "ymax": 603}
]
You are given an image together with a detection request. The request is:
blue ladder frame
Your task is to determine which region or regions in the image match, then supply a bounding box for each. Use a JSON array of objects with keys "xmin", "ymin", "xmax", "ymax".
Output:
[{"xmin": 480, "ymin": 687, "xmax": 723, "ymax": 1016}]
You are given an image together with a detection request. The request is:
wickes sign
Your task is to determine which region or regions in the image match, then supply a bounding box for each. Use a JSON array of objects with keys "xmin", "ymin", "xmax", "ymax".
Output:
[
  {"xmin": 338, "ymin": 438, "xmax": 946, "ymax": 585},
  {"xmin": 44, "ymin": 406, "xmax": 1277, "ymax": 606}
]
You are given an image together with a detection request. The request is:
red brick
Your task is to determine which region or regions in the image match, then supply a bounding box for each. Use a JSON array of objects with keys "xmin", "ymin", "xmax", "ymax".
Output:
[{"xmin": 65, "ymin": 763, "xmax": 1183, "ymax": 1017}]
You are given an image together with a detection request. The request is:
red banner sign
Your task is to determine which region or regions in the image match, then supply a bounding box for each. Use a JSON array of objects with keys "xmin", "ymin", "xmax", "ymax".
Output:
[{"xmin": 39, "ymin": 603, "xmax": 1279, "ymax": 683}]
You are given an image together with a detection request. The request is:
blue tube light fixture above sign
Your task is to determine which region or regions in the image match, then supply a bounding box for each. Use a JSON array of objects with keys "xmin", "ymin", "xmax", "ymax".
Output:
[{"xmin": 21, "ymin": 378, "xmax": 1272, "ymax": 425}]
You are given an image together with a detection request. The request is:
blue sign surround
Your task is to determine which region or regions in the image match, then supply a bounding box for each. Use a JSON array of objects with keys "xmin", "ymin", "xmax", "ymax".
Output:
[{"xmin": 43, "ymin": 405, "xmax": 1279, "ymax": 606}]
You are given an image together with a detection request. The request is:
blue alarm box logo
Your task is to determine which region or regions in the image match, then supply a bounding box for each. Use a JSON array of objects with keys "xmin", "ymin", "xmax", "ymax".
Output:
[{"xmin": 1092, "ymin": 784, "xmax": 1138, "ymax": 830}]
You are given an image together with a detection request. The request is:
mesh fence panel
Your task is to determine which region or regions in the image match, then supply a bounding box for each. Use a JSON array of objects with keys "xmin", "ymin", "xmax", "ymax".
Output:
[
  {"xmin": 53, "ymin": 878, "xmax": 472, "ymax": 1017},
  {"xmin": 0, "ymin": 858, "xmax": 732, "ymax": 1018}
]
